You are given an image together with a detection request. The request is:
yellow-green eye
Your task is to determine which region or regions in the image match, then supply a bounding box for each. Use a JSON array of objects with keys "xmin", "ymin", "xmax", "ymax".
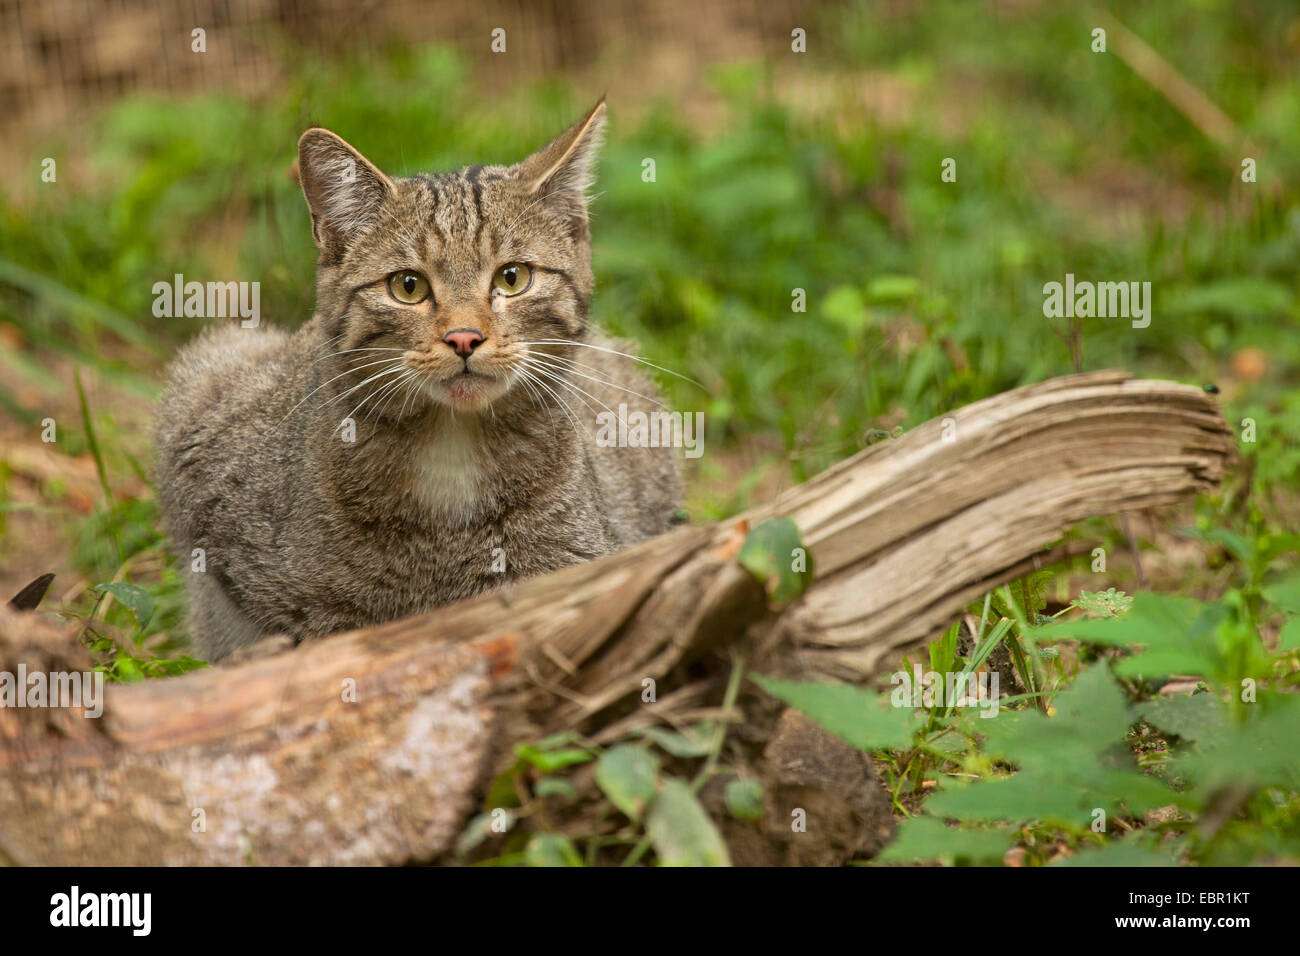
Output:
[
  {"xmin": 491, "ymin": 262, "xmax": 533, "ymax": 297},
  {"xmin": 387, "ymin": 270, "xmax": 430, "ymax": 304}
]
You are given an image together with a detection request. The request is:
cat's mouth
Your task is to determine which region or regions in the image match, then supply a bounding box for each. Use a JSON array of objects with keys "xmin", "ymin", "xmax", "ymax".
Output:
[{"xmin": 424, "ymin": 367, "xmax": 509, "ymax": 411}]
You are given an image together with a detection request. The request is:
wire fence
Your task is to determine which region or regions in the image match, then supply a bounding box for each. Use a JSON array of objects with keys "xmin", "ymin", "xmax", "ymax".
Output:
[{"xmin": 0, "ymin": 0, "xmax": 829, "ymax": 143}]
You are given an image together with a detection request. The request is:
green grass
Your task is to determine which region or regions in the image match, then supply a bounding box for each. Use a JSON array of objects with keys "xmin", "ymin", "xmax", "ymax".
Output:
[{"xmin": 4, "ymin": 6, "xmax": 1298, "ymax": 476}]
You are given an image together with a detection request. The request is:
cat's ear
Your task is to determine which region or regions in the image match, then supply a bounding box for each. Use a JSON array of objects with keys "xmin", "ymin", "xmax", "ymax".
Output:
[
  {"xmin": 297, "ymin": 128, "xmax": 394, "ymax": 253},
  {"xmin": 512, "ymin": 98, "xmax": 607, "ymax": 229}
]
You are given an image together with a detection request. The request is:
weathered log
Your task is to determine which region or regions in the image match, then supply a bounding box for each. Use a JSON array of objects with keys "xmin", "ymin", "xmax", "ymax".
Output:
[{"xmin": 0, "ymin": 371, "xmax": 1235, "ymax": 865}]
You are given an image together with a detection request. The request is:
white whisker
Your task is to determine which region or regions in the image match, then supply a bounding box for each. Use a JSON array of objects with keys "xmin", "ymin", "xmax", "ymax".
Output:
[
  {"xmin": 321, "ymin": 362, "xmax": 407, "ymax": 413},
  {"xmin": 519, "ymin": 340, "xmax": 703, "ymax": 389},
  {"xmin": 309, "ymin": 346, "xmax": 406, "ymax": 368},
  {"xmin": 277, "ymin": 355, "xmax": 408, "ymax": 429},
  {"xmin": 396, "ymin": 372, "xmax": 426, "ymax": 426},
  {"xmin": 514, "ymin": 365, "xmax": 584, "ymax": 442},
  {"xmin": 521, "ymin": 350, "xmax": 667, "ymax": 408},
  {"xmin": 334, "ymin": 365, "xmax": 410, "ymax": 431},
  {"xmin": 510, "ymin": 366, "xmax": 554, "ymax": 427},
  {"xmin": 368, "ymin": 369, "xmax": 421, "ymax": 424},
  {"xmin": 521, "ymin": 359, "xmax": 629, "ymax": 431}
]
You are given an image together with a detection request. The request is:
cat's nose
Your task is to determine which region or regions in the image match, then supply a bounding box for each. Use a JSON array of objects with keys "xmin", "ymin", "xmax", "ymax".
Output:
[{"xmin": 443, "ymin": 329, "xmax": 484, "ymax": 357}]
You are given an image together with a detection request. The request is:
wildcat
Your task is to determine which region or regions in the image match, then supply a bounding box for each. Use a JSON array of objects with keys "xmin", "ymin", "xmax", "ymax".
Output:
[{"xmin": 155, "ymin": 100, "xmax": 682, "ymax": 662}]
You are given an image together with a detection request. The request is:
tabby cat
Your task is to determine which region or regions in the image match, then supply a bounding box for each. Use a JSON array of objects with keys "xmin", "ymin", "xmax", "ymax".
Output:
[{"xmin": 155, "ymin": 100, "xmax": 682, "ymax": 661}]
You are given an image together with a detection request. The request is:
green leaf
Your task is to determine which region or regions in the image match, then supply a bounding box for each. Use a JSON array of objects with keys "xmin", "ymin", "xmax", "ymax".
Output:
[
  {"xmin": 1279, "ymin": 615, "xmax": 1300, "ymax": 652},
  {"xmin": 513, "ymin": 744, "xmax": 594, "ymax": 773},
  {"xmin": 639, "ymin": 723, "xmax": 716, "ymax": 758},
  {"xmin": 1053, "ymin": 841, "xmax": 1177, "ymax": 867},
  {"xmin": 646, "ymin": 779, "xmax": 731, "ymax": 866},
  {"xmin": 724, "ymin": 778, "xmax": 765, "ymax": 821},
  {"xmin": 1138, "ymin": 694, "xmax": 1223, "ymax": 742},
  {"xmin": 455, "ymin": 810, "xmax": 509, "ymax": 857},
  {"xmin": 95, "ymin": 582, "xmax": 153, "ymax": 631},
  {"xmin": 751, "ymin": 674, "xmax": 920, "ymax": 751},
  {"xmin": 875, "ymin": 816, "xmax": 1011, "ymax": 865},
  {"xmin": 1032, "ymin": 592, "xmax": 1229, "ymax": 680},
  {"xmin": 1011, "ymin": 569, "xmax": 1053, "ymax": 617},
  {"xmin": 737, "ymin": 517, "xmax": 813, "ymax": 605},
  {"xmin": 926, "ymin": 775, "xmax": 1079, "ymax": 824},
  {"xmin": 1175, "ymin": 695, "xmax": 1300, "ymax": 790},
  {"xmin": 1185, "ymin": 526, "xmax": 1255, "ymax": 567},
  {"xmin": 112, "ymin": 655, "xmax": 145, "ymax": 683},
  {"xmin": 925, "ymin": 666, "xmax": 1175, "ymax": 827},
  {"xmin": 595, "ymin": 744, "xmax": 660, "ymax": 820},
  {"xmin": 866, "ymin": 274, "xmax": 919, "ymax": 303},
  {"xmin": 821, "ymin": 284, "xmax": 868, "ymax": 332},
  {"xmin": 977, "ymin": 665, "xmax": 1133, "ymax": 772},
  {"xmin": 1257, "ymin": 534, "xmax": 1300, "ymax": 567},
  {"xmin": 1263, "ymin": 570, "xmax": 1300, "ymax": 614},
  {"xmin": 143, "ymin": 656, "xmax": 209, "ymax": 677},
  {"xmin": 1071, "ymin": 588, "xmax": 1133, "ymax": 618},
  {"xmin": 533, "ymin": 777, "xmax": 577, "ymax": 800},
  {"xmin": 929, "ymin": 621, "xmax": 960, "ymax": 677},
  {"xmin": 483, "ymin": 762, "xmax": 524, "ymax": 811},
  {"xmin": 524, "ymin": 833, "xmax": 584, "ymax": 867},
  {"xmin": 929, "ymin": 767, "xmax": 1172, "ymax": 828},
  {"xmin": 1036, "ymin": 591, "xmax": 1209, "ymax": 647}
]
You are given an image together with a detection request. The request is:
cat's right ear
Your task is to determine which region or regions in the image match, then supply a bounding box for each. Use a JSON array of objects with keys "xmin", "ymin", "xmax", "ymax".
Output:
[
  {"xmin": 511, "ymin": 99, "xmax": 607, "ymax": 232},
  {"xmin": 296, "ymin": 128, "xmax": 394, "ymax": 254}
]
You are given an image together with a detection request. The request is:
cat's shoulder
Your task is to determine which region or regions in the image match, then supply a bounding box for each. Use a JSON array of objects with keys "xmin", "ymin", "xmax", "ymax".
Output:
[{"xmin": 163, "ymin": 319, "xmax": 312, "ymax": 389}]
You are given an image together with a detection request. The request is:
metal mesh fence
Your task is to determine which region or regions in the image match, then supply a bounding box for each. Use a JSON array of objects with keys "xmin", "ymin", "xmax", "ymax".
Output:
[{"xmin": 0, "ymin": 0, "xmax": 829, "ymax": 141}]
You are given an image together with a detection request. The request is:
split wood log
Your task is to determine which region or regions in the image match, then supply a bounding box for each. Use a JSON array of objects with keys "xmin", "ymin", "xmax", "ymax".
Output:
[{"xmin": 0, "ymin": 371, "xmax": 1235, "ymax": 865}]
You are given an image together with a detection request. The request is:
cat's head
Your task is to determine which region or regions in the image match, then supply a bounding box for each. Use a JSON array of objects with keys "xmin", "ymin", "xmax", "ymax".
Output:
[{"xmin": 296, "ymin": 100, "xmax": 605, "ymax": 414}]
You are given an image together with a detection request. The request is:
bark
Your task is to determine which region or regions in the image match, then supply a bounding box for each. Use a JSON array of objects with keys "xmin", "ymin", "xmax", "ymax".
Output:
[{"xmin": 0, "ymin": 371, "xmax": 1234, "ymax": 865}]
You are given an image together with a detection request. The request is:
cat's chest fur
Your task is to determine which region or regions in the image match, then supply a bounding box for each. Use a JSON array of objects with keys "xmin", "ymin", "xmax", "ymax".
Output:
[
  {"xmin": 408, "ymin": 421, "xmax": 486, "ymax": 520},
  {"xmin": 310, "ymin": 424, "xmax": 609, "ymax": 627}
]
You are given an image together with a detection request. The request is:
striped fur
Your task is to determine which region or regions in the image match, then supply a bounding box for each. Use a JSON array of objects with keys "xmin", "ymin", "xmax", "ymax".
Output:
[{"xmin": 155, "ymin": 101, "xmax": 682, "ymax": 661}]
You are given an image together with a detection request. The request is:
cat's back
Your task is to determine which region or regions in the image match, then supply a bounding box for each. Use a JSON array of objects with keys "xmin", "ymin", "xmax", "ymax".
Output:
[
  {"xmin": 155, "ymin": 321, "xmax": 317, "ymax": 540},
  {"xmin": 158, "ymin": 322, "xmax": 309, "ymax": 423}
]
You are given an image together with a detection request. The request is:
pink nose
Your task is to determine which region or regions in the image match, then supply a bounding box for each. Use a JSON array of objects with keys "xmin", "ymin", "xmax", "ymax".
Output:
[{"xmin": 443, "ymin": 329, "xmax": 484, "ymax": 357}]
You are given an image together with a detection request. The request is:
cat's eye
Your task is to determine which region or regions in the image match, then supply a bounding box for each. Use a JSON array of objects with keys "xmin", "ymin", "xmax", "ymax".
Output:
[
  {"xmin": 491, "ymin": 263, "xmax": 533, "ymax": 297},
  {"xmin": 387, "ymin": 270, "xmax": 431, "ymax": 304}
]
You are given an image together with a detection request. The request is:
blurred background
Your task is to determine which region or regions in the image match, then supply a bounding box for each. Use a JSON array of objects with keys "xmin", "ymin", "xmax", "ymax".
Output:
[{"xmin": 0, "ymin": 0, "xmax": 1297, "ymax": 659}]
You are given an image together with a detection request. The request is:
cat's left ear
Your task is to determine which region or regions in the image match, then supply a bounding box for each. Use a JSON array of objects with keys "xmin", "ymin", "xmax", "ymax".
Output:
[
  {"xmin": 512, "ymin": 98, "xmax": 607, "ymax": 230},
  {"xmin": 297, "ymin": 128, "xmax": 395, "ymax": 255}
]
